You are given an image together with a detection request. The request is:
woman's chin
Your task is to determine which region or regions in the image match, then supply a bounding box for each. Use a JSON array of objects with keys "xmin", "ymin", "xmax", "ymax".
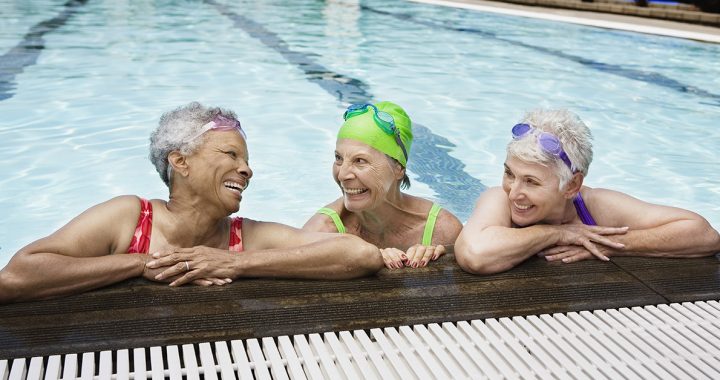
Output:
[
  {"xmin": 511, "ymin": 215, "xmax": 537, "ymax": 227},
  {"xmin": 344, "ymin": 204, "xmax": 363, "ymax": 213},
  {"xmin": 343, "ymin": 199, "xmax": 369, "ymax": 213},
  {"xmin": 225, "ymin": 199, "xmax": 241, "ymax": 215},
  {"xmin": 343, "ymin": 191, "xmax": 372, "ymax": 211}
]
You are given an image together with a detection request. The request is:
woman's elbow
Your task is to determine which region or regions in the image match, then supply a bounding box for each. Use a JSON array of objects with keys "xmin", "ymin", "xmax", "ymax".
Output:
[
  {"xmin": 340, "ymin": 235, "xmax": 383, "ymax": 278},
  {"xmin": 360, "ymin": 244, "xmax": 384, "ymax": 275},
  {"xmin": 0, "ymin": 270, "xmax": 23, "ymax": 304},
  {"xmin": 688, "ymin": 219, "xmax": 720, "ymax": 256},
  {"xmin": 703, "ymin": 225, "xmax": 720, "ymax": 255},
  {"xmin": 455, "ymin": 242, "xmax": 510, "ymax": 275}
]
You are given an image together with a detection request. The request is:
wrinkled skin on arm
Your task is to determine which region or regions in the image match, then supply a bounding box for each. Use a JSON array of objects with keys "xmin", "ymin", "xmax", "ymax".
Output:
[
  {"xmin": 454, "ymin": 187, "xmax": 627, "ymax": 275},
  {"xmin": 539, "ymin": 189, "xmax": 720, "ymax": 263},
  {"xmin": 146, "ymin": 219, "xmax": 384, "ymax": 285},
  {"xmin": 0, "ymin": 196, "xmax": 164, "ymax": 303}
]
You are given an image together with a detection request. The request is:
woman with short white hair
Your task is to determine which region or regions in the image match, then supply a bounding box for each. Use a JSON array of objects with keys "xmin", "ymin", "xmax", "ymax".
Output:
[
  {"xmin": 0, "ymin": 102, "xmax": 382, "ymax": 303},
  {"xmin": 455, "ymin": 109, "xmax": 720, "ymax": 275}
]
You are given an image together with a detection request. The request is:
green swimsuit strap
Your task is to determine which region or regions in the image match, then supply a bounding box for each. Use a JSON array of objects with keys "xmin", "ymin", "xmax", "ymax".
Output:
[
  {"xmin": 317, "ymin": 207, "xmax": 347, "ymax": 234},
  {"xmin": 421, "ymin": 203, "xmax": 442, "ymax": 246}
]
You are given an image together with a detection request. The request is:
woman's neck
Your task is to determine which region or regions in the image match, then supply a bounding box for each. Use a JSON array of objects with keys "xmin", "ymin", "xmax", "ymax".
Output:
[
  {"xmin": 162, "ymin": 193, "xmax": 229, "ymax": 248},
  {"xmin": 352, "ymin": 192, "xmax": 427, "ymax": 245},
  {"xmin": 555, "ymin": 193, "xmax": 582, "ymax": 225}
]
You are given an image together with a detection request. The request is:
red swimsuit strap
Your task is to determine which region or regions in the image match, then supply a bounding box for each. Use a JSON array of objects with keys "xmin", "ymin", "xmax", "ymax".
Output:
[
  {"xmin": 229, "ymin": 217, "xmax": 244, "ymax": 252},
  {"xmin": 128, "ymin": 198, "xmax": 153, "ymax": 254}
]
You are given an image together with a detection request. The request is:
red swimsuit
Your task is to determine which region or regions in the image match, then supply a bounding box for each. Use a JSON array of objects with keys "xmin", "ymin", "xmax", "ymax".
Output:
[{"xmin": 127, "ymin": 198, "xmax": 243, "ymax": 253}]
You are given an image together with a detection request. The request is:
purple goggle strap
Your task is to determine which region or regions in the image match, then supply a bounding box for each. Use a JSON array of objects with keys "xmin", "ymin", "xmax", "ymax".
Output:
[
  {"xmin": 210, "ymin": 115, "xmax": 246, "ymax": 139},
  {"xmin": 572, "ymin": 192, "xmax": 597, "ymax": 226},
  {"xmin": 187, "ymin": 115, "xmax": 246, "ymax": 142},
  {"xmin": 557, "ymin": 151, "xmax": 573, "ymax": 171}
]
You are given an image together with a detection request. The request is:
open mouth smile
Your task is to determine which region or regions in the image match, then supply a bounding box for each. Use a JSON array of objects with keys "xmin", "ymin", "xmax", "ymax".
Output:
[{"xmin": 343, "ymin": 187, "xmax": 368, "ymax": 196}]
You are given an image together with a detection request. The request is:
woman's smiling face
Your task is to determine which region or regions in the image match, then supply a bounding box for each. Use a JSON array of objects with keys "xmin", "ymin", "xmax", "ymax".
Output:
[
  {"xmin": 333, "ymin": 139, "xmax": 402, "ymax": 212},
  {"xmin": 186, "ymin": 130, "xmax": 253, "ymax": 214},
  {"xmin": 502, "ymin": 154, "xmax": 567, "ymax": 226}
]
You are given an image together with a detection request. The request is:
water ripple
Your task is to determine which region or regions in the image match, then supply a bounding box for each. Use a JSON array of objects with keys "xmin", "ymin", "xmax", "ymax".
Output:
[{"xmin": 204, "ymin": 0, "xmax": 486, "ymax": 219}]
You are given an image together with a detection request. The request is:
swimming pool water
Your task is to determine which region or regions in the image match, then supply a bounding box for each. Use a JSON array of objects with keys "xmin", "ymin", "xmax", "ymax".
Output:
[{"xmin": 1, "ymin": 0, "xmax": 718, "ymax": 268}]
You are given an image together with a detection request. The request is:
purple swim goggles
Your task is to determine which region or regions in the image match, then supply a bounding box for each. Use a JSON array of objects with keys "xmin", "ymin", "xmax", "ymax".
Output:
[
  {"xmin": 187, "ymin": 115, "xmax": 246, "ymax": 142},
  {"xmin": 511, "ymin": 123, "xmax": 574, "ymax": 171}
]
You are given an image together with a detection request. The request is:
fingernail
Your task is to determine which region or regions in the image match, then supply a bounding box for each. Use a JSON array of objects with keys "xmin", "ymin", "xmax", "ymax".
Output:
[
  {"xmin": 562, "ymin": 258, "xmax": 570, "ymax": 263},
  {"xmin": 147, "ymin": 260, "xmax": 156, "ymax": 267},
  {"xmin": 152, "ymin": 252, "xmax": 160, "ymax": 258},
  {"xmin": 155, "ymin": 274, "xmax": 163, "ymax": 280}
]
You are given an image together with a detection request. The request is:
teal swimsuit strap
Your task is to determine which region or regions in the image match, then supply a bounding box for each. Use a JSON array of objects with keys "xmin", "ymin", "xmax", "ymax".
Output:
[
  {"xmin": 421, "ymin": 203, "xmax": 442, "ymax": 246},
  {"xmin": 317, "ymin": 207, "xmax": 346, "ymax": 234}
]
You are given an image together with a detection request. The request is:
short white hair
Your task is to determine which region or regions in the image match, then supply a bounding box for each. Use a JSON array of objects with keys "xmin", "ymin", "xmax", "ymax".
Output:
[
  {"xmin": 149, "ymin": 102, "xmax": 239, "ymax": 187},
  {"xmin": 506, "ymin": 109, "xmax": 593, "ymax": 189}
]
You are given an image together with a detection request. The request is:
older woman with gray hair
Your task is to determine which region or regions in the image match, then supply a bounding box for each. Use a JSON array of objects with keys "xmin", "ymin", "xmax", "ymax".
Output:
[
  {"xmin": 455, "ymin": 109, "xmax": 720, "ymax": 275},
  {"xmin": 0, "ymin": 102, "xmax": 382, "ymax": 303}
]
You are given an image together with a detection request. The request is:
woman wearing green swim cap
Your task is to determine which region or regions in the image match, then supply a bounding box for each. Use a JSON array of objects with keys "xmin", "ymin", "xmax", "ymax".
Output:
[{"xmin": 303, "ymin": 101, "xmax": 462, "ymax": 269}]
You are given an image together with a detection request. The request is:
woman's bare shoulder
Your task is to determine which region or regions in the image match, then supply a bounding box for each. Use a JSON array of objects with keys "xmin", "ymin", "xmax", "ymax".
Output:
[
  {"xmin": 302, "ymin": 198, "xmax": 346, "ymax": 232},
  {"xmin": 432, "ymin": 208, "xmax": 463, "ymax": 246}
]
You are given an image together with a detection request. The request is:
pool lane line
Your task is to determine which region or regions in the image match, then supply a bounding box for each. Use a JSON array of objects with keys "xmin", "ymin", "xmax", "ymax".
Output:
[
  {"xmin": 0, "ymin": 0, "xmax": 90, "ymax": 102},
  {"xmin": 411, "ymin": 0, "xmax": 720, "ymax": 43},
  {"xmin": 364, "ymin": 4, "xmax": 720, "ymax": 106},
  {"xmin": 204, "ymin": 0, "xmax": 486, "ymax": 220}
]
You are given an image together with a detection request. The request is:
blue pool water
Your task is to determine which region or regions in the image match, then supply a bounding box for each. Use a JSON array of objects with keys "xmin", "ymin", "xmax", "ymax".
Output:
[{"xmin": 1, "ymin": 0, "xmax": 718, "ymax": 268}]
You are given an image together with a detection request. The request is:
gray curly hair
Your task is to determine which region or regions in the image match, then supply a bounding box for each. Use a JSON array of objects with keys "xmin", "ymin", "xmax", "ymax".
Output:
[
  {"xmin": 507, "ymin": 109, "xmax": 593, "ymax": 190},
  {"xmin": 149, "ymin": 102, "xmax": 240, "ymax": 187}
]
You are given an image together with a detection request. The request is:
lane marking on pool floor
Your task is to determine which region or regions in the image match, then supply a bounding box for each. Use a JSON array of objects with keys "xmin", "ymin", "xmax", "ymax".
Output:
[
  {"xmin": 205, "ymin": 0, "xmax": 487, "ymax": 219},
  {"xmin": 0, "ymin": 0, "xmax": 90, "ymax": 101}
]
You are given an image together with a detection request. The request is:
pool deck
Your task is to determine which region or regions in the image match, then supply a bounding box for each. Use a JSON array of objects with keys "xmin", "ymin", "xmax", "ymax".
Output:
[
  {"xmin": 414, "ymin": 0, "xmax": 720, "ymax": 42},
  {"xmin": 1, "ymin": 252, "xmax": 719, "ymax": 359}
]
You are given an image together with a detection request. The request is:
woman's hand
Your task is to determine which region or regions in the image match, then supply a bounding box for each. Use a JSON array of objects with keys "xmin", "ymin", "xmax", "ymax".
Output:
[
  {"xmin": 145, "ymin": 246, "xmax": 235, "ymax": 287},
  {"xmin": 141, "ymin": 261, "xmax": 225, "ymax": 287},
  {"xmin": 380, "ymin": 248, "xmax": 405, "ymax": 269},
  {"xmin": 379, "ymin": 245, "xmax": 446, "ymax": 269},
  {"xmin": 552, "ymin": 224, "xmax": 628, "ymax": 261},
  {"xmin": 540, "ymin": 224, "xmax": 628, "ymax": 263},
  {"xmin": 538, "ymin": 244, "xmax": 612, "ymax": 263},
  {"xmin": 404, "ymin": 244, "xmax": 446, "ymax": 268}
]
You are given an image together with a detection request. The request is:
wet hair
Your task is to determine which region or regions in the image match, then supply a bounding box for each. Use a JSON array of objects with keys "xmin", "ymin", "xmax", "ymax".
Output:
[
  {"xmin": 506, "ymin": 109, "xmax": 593, "ymax": 189},
  {"xmin": 385, "ymin": 155, "xmax": 411, "ymax": 190},
  {"xmin": 149, "ymin": 101, "xmax": 239, "ymax": 187},
  {"xmin": 400, "ymin": 173, "xmax": 411, "ymax": 190}
]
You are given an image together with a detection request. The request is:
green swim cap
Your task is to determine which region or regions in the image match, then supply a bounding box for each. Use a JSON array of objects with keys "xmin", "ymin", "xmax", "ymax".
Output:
[{"xmin": 337, "ymin": 101, "xmax": 413, "ymax": 167}]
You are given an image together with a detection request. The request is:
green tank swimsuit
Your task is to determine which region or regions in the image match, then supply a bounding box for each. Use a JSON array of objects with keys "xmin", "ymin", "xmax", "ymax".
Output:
[{"xmin": 317, "ymin": 203, "xmax": 442, "ymax": 246}]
